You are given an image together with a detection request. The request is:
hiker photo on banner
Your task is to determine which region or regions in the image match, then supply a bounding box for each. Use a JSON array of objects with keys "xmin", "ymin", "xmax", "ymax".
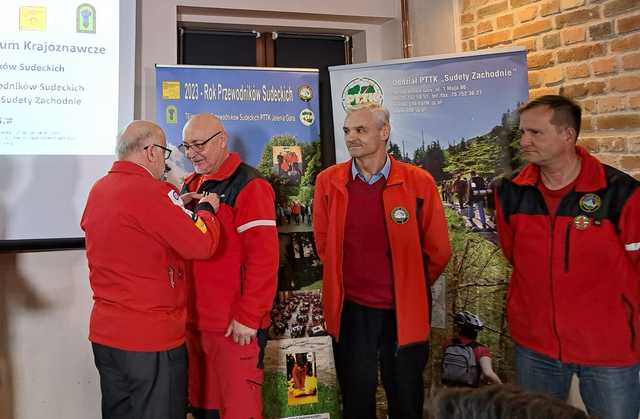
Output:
[{"xmin": 273, "ymin": 145, "xmax": 303, "ymax": 185}]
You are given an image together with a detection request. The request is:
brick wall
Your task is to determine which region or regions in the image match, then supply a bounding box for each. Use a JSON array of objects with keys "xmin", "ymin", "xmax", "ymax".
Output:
[{"xmin": 459, "ymin": 0, "xmax": 640, "ymax": 178}]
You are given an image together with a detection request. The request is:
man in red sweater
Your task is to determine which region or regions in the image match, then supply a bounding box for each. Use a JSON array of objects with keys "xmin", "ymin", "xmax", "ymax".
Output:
[
  {"xmin": 313, "ymin": 104, "xmax": 451, "ymax": 419},
  {"xmin": 81, "ymin": 120, "xmax": 221, "ymax": 419},
  {"xmin": 179, "ymin": 113, "xmax": 279, "ymax": 419}
]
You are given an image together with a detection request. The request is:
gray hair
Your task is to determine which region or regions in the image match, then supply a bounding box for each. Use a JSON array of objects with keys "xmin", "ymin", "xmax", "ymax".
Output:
[
  {"xmin": 115, "ymin": 127, "xmax": 155, "ymax": 159},
  {"xmin": 346, "ymin": 103, "xmax": 390, "ymax": 129}
]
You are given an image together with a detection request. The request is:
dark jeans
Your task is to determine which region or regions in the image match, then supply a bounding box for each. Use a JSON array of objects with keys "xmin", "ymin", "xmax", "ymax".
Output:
[
  {"xmin": 92, "ymin": 342, "xmax": 188, "ymax": 419},
  {"xmin": 516, "ymin": 345, "xmax": 640, "ymax": 419},
  {"xmin": 333, "ymin": 300, "xmax": 429, "ymax": 419}
]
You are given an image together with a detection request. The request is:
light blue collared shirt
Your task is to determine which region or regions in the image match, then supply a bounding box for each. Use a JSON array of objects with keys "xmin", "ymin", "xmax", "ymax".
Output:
[{"xmin": 351, "ymin": 155, "xmax": 391, "ymax": 185}]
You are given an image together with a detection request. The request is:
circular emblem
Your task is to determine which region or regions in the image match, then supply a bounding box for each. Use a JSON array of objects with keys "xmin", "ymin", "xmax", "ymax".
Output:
[
  {"xmin": 579, "ymin": 193, "xmax": 601, "ymax": 213},
  {"xmin": 391, "ymin": 207, "xmax": 410, "ymax": 224},
  {"xmin": 299, "ymin": 108, "xmax": 315, "ymax": 126},
  {"xmin": 573, "ymin": 215, "xmax": 591, "ymax": 230},
  {"xmin": 341, "ymin": 77, "xmax": 384, "ymax": 111},
  {"xmin": 298, "ymin": 85, "xmax": 313, "ymax": 102},
  {"xmin": 172, "ymin": 191, "xmax": 180, "ymax": 200}
]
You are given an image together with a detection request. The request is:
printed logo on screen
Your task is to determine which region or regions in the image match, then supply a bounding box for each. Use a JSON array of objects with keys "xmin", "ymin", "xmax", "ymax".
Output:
[
  {"xmin": 162, "ymin": 81, "xmax": 181, "ymax": 100},
  {"xmin": 19, "ymin": 6, "xmax": 46, "ymax": 31},
  {"xmin": 298, "ymin": 85, "xmax": 313, "ymax": 102},
  {"xmin": 76, "ymin": 4, "xmax": 96, "ymax": 33},
  {"xmin": 166, "ymin": 105, "xmax": 178, "ymax": 124},
  {"xmin": 341, "ymin": 77, "xmax": 383, "ymax": 111},
  {"xmin": 300, "ymin": 109, "xmax": 315, "ymax": 126}
]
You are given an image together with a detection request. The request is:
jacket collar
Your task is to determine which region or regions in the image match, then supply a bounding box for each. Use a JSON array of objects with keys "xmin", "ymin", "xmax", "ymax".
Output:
[
  {"xmin": 512, "ymin": 145, "xmax": 606, "ymax": 192},
  {"xmin": 183, "ymin": 152, "xmax": 242, "ymax": 186},
  {"xmin": 110, "ymin": 160, "xmax": 155, "ymax": 178}
]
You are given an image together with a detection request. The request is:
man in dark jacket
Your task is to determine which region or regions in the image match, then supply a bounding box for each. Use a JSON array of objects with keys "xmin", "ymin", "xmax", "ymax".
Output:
[{"xmin": 495, "ymin": 95, "xmax": 640, "ymax": 419}]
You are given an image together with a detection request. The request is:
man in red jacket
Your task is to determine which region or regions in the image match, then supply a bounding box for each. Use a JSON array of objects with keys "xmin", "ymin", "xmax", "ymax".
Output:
[
  {"xmin": 313, "ymin": 104, "xmax": 451, "ymax": 419},
  {"xmin": 81, "ymin": 120, "xmax": 221, "ymax": 419},
  {"xmin": 179, "ymin": 113, "xmax": 279, "ymax": 419},
  {"xmin": 495, "ymin": 95, "xmax": 640, "ymax": 419}
]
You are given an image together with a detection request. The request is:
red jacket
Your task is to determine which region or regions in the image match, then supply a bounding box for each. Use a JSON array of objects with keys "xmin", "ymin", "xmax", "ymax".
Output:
[
  {"xmin": 81, "ymin": 161, "xmax": 220, "ymax": 351},
  {"xmin": 182, "ymin": 153, "xmax": 279, "ymax": 332},
  {"xmin": 313, "ymin": 157, "xmax": 451, "ymax": 346},
  {"xmin": 496, "ymin": 146, "xmax": 640, "ymax": 366}
]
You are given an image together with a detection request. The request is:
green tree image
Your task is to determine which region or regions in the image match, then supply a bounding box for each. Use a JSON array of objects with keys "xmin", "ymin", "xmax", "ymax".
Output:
[
  {"xmin": 423, "ymin": 141, "xmax": 447, "ymax": 182},
  {"xmin": 257, "ymin": 134, "xmax": 299, "ymax": 178},
  {"xmin": 443, "ymin": 109, "xmax": 520, "ymax": 178},
  {"xmin": 388, "ymin": 141, "xmax": 403, "ymax": 161},
  {"xmin": 256, "ymin": 134, "xmax": 320, "ymax": 206}
]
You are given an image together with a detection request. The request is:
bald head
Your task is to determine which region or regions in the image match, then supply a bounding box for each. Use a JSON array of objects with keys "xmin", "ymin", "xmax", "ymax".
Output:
[
  {"xmin": 181, "ymin": 113, "xmax": 229, "ymax": 175},
  {"xmin": 183, "ymin": 113, "xmax": 224, "ymax": 140},
  {"xmin": 116, "ymin": 120, "xmax": 165, "ymax": 160},
  {"xmin": 116, "ymin": 120, "xmax": 168, "ymax": 179}
]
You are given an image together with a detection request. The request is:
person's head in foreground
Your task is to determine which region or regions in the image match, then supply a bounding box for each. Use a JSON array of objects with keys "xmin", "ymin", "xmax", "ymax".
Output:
[{"xmin": 427, "ymin": 384, "xmax": 592, "ymax": 419}]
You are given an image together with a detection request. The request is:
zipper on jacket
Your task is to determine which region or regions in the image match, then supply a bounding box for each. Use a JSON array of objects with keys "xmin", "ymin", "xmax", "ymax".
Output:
[
  {"xmin": 548, "ymin": 217, "xmax": 563, "ymax": 361},
  {"xmin": 563, "ymin": 222, "xmax": 571, "ymax": 273},
  {"xmin": 622, "ymin": 295, "xmax": 637, "ymax": 350},
  {"xmin": 384, "ymin": 184, "xmax": 401, "ymax": 356}
]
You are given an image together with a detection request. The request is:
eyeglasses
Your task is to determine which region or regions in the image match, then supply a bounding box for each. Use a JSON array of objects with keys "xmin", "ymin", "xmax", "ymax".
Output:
[
  {"xmin": 143, "ymin": 144, "xmax": 172, "ymax": 160},
  {"xmin": 178, "ymin": 131, "xmax": 222, "ymax": 153}
]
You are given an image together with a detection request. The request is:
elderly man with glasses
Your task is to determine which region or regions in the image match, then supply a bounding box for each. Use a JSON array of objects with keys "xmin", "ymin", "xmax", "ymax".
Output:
[
  {"xmin": 178, "ymin": 113, "xmax": 279, "ymax": 419},
  {"xmin": 81, "ymin": 120, "xmax": 222, "ymax": 419}
]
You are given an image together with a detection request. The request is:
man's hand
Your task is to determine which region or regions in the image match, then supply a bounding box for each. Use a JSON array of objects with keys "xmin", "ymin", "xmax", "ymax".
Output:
[
  {"xmin": 225, "ymin": 319, "xmax": 257, "ymax": 346},
  {"xmin": 198, "ymin": 192, "xmax": 220, "ymax": 213},
  {"xmin": 180, "ymin": 192, "xmax": 202, "ymax": 206}
]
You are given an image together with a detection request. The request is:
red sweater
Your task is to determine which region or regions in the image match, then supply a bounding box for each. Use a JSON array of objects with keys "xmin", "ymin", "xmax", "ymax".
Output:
[
  {"xmin": 314, "ymin": 157, "xmax": 451, "ymax": 346},
  {"xmin": 81, "ymin": 161, "xmax": 220, "ymax": 351},
  {"xmin": 343, "ymin": 176, "xmax": 394, "ymax": 308}
]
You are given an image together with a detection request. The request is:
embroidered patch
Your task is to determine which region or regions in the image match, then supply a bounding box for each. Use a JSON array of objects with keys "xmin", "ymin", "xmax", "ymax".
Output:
[
  {"xmin": 167, "ymin": 189, "xmax": 194, "ymax": 218},
  {"xmin": 573, "ymin": 215, "xmax": 591, "ymax": 230},
  {"xmin": 390, "ymin": 207, "xmax": 410, "ymax": 224},
  {"xmin": 579, "ymin": 193, "xmax": 601, "ymax": 213}
]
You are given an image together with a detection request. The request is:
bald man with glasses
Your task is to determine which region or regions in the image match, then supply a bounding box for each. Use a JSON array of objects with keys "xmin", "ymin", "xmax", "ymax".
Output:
[
  {"xmin": 178, "ymin": 113, "xmax": 279, "ymax": 419},
  {"xmin": 82, "ymin": 120, "xmax": 222, "ymax": 419}
]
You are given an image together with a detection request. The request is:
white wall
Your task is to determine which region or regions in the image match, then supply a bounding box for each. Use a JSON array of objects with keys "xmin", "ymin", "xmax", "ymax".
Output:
[
  {"xmin": 0, "ymin": 251, "xmax": 98, "ymax": 419},
  {"xmin": 409, "ymin": 0, "xmax": 458, "ymax": 57}
]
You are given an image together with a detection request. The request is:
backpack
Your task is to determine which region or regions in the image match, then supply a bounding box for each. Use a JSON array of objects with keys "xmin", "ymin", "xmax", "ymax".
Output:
[
  {"xmin": 470, "ymin": 176, "xmax": 489, "ymax": 197},
  {"xmin": 441, "ymin": 339, "xmax": 480, "ymax": 387}
]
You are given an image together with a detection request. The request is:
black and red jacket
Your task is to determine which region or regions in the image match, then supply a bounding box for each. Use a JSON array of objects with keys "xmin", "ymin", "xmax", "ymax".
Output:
[
  {"xmin": 181, "ymin": 152, "xmax": 279, "ymax": 333},
  {"xmin": 496, "ymin": 146, "xmax": 640, "ymax": 366}
]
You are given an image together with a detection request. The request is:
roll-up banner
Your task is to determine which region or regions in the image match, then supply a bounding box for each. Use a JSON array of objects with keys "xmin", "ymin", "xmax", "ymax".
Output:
[
  {"xmin": 155, "ymin": 65, "xmax": 338, "ymax": 419},
  {"xmin": 328, "ymin": 48, "xmax": 529, "ymax": 330}
]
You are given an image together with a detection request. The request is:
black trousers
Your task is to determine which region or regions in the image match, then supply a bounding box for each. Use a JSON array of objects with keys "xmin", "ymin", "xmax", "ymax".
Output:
[
  {"xmin": 92, "ymin": 342, "xmax": 188, "ymax": 419},
  {"xmin": 333, "ymin": 300, "xmax": 430, "ymax": 419}
]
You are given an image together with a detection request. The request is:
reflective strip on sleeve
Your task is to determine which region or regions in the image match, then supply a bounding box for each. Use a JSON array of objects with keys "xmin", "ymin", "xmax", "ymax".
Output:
[
  {"xmin": 237, "ymin": 219, "xmax": 276, "ymax": 233},
  {"xmin": 624, "ymin": 242, "xmax": 640, "ymax": 252}
]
